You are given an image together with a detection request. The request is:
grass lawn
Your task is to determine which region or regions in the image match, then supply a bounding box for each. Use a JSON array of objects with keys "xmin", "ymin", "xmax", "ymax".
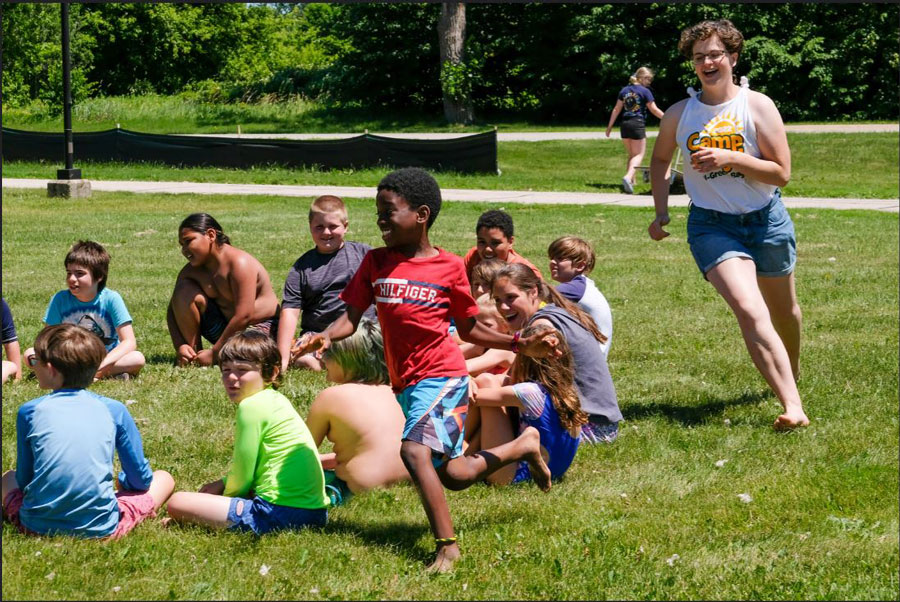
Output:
[
  {"xmin": 1, "ymin": 188, "xmax": 897, "ymax": 599},
  {"xmin": 3, "ymin": 133, "xmax": 898, "ymax": 200}
]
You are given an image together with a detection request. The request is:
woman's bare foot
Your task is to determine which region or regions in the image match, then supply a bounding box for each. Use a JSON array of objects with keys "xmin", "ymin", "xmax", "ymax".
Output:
[
  {"xmin": 520, "ymin": 427, "xmax": 552, "ymax": 492},
  {"xmin": 427, "ymin": 543, "xmax": 461, "ymax": 573},
  {"xmin": 773, "ymin": 409, "xmax": 809, "ymax": 431}
]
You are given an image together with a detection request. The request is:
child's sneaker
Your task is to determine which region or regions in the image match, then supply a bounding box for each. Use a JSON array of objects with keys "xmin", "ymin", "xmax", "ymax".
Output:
[{"xmin": 622, "ymin": 177, "xmax": 634, "ymax": 194}]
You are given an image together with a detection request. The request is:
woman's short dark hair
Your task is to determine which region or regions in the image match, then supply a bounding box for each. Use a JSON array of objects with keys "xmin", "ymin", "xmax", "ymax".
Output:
[{"xmin": 678, "ymin": 19, "xmax": 744, "ymax": 60}]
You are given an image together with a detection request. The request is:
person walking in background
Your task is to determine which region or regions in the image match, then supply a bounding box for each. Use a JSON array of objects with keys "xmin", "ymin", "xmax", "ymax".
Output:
[
  {"xmin": 648, "ymin": 19, "xmax": 808, "ymax": 431},
  {"xmin": 605, "ymin": 67, "xmax": 665, "ymax": 194}
]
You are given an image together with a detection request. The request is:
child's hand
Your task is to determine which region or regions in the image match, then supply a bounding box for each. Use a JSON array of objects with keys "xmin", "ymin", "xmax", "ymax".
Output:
[
  {"xmin": 291, "ymin": 333, "xmax": 329, "ymax": 361},
  {"xmin": 520, "ymin": 331, "xmax": 562, "ymax": 359},
  {"xmin": 199, "ymin": 479, "xmax": 225, "ymax": 495},
  {"xmin": 467, "ymin": 378, "xmax": 479, "ymax": 404},
  {"xmin": 192, "ymin": 349, "xmax": 215, "ymax": 367},
  {"xmin": 648, "ymin": 214, "xmax": 671, "ymax": 241},
  {"xmin": 176, "ymin": 344, "xmax": 198, "ymax": 367}
]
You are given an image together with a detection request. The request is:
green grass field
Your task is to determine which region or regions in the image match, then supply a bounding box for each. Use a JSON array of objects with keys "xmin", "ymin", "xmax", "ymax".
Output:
[
  {"xmin": 1, "ymin": 188, "xmax": 897, "ymax": 599},
  {"xmin": 4, "ymin": 133, "xmax": 898, "ymax": 199}
]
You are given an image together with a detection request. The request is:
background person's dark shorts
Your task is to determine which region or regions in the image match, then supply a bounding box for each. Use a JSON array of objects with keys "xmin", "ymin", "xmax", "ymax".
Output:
[{"xmin": 620, "ymin": 117, "xmax": 646, "ymax": 140}]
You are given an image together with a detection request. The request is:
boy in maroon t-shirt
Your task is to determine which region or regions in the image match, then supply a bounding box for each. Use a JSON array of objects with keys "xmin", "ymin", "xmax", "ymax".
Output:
[{"xmin": 294, "ymin": 167, "xmax": 558, "ymax": 573}]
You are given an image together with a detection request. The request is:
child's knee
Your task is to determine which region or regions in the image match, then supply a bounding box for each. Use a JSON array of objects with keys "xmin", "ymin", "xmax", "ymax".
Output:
[{"xmin": 399, "ymin": 441, "xmax": 430, "ymax": 473}]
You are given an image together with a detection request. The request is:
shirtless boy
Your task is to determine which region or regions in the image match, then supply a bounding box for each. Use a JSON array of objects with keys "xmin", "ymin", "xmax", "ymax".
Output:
[
  {"xmin": 167, "ymin": 213, "xmax": 280, "ymax": 366},
  {"xmin": 304, "ymin": 319, "xmax": 409, "ymax": 500}
]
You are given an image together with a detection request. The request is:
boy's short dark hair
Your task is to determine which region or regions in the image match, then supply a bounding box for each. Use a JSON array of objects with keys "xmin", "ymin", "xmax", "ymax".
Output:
[
  {"xmin": 377, "ymin": 167, "xmax": 442, "ymax": 229},
  {"xmin": 475, "ymin": 209, "xmax": 514, "ymax": 239},
  {"xmin": 219, "ymin": 330, "xmax": 282, "ymax": 388},
  {"xmin": 33, "ymin": 324, "xmax": 106, "ymax": 389},
  {"xmin": 547, "ymin": 236, "xmax": 596, "ymax": 274},
  {"xmin": 65, "ymin": 240, "xmax": 110, "ymax": 292}
]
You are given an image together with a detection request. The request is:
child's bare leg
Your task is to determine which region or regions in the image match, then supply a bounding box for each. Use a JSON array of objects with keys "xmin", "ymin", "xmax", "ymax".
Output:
[
  {"xmin": 102, "ymin": 351, "xmax": 147, "ymax": 378},
  {"xmin": 477, "ymin": 406, "xmax": 519, "ymax": 485},
  {"xmin": 440, "ymin": 426, "xmax": 551, "ymax": 493},
  {"xmin": 146, "ymin": 470, "xmax": 175, "ymax": 511},
  {"xmin": 293, "ymin": 352, "xmax": 324, "ymax": 371},
  {"xmin": 164, "ymin": 491, "xmax": 233, "ymax": 529},
  {"xmin": 399, "ymin": 440, "xmax": 460, "ymax": 573},
  {"xmin": 167, "ymin": 281, "xmax": 207, "ymax": 365},
  {"xmin": 1, "ymin": 470, "xmax": 19, "ymax": 510},
  {"xmin": 463, "ymin": 404, "xmax": 482, "ymax": 454},
  {"xmin": 2, "ymin": 361, "xmax": 17, "ymax": 383}
]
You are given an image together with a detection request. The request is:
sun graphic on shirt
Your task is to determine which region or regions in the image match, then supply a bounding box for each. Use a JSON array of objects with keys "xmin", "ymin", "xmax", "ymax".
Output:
[{"xmin": 703, "ymin": 111, "xmax": 743, "ymax": 137}]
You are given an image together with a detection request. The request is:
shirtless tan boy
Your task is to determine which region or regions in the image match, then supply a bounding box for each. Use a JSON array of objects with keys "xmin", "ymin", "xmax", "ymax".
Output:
[
  {"xmin": 167, "ymin": 213, "xmax": 280, "ymax": 366},
  {"xmin": 303, "ymin": 319, "xmax": 409, "ymax": 500}
]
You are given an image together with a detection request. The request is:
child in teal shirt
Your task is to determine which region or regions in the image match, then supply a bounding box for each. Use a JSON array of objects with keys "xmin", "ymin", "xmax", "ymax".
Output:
[{"xmin": 165, "ymin": 331, "xmax": 328, "ymax": 534}]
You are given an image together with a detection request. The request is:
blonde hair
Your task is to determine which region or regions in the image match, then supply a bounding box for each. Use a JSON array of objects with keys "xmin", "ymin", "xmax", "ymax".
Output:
[
  {"xmin": 308, "ymin": 195, "xmax": 348, "ymax": 224},
  {"xmin": 475, "ymin": 293, "xmax": 508, "ymax": 333},
  {"xmin": 629, "ymin": 66, "xmax": 654, "ymax": 87},
  {"xmin": 495, "ymin": 263, "xmax": 608, "ymax": 345},
  {"xmin": 322, "ymin": 318, "xmax": 389, "ymax": 385},
  {"xmin": 219, "ymin": 330, "xmax": 282, "ymax": 387},
  {"xmin": 470, "ymin": 258, "xmax": 506, "ymax": 296},
  {"xmin": 547, "ymin": 236, "xmax": 596, "ymax": 275},
  {"xmin": 510, "ymin": 323, "xmax": 587, "ymax": 435},
  {"xmin": 33, "ymin": 323, "xmax": 106, "ymax": 389}
]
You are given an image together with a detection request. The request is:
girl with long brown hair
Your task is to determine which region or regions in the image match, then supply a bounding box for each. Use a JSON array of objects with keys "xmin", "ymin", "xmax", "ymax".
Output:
[{"xmin": 470, "ymin": 323, "xmax": 587, "ymax": 485}]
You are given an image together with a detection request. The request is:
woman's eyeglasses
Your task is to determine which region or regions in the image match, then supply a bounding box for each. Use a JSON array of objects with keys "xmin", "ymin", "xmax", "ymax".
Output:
[{"xmin": 692, "ymin": 50, "xmax": 728, "ymax": 65}]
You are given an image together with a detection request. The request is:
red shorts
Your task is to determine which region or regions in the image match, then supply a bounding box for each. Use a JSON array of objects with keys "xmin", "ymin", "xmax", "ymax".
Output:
[{"xmin": 3, "ymin": 488, "xmax": 156, "ymax": 539}]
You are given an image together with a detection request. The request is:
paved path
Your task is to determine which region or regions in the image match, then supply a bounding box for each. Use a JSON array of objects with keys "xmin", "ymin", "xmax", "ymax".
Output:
[
  {"xmin": 173, "ymin": 123, "xmax": 898, "ymax": 141},
  {"xmin": 5, "ymin": 177, "xmax": 897, "ymax": 212}
]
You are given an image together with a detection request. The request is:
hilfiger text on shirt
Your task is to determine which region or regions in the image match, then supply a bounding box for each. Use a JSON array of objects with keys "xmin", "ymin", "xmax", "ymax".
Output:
[{"xmin": 374, "ymin": 278, "xmax": 450, "ymax": 308}]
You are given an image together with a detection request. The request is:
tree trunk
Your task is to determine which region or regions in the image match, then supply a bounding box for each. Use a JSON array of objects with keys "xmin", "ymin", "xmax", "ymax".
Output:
[{"xmin": 438, "ymin": 2, "xmax": 473, "ymax": 124}]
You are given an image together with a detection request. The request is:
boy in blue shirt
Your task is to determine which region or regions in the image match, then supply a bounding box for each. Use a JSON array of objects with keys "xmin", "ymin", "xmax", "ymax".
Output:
[
  {"xmin": 25, "ymin": 240, "xmax": 145, "ymax": 380},
  {"xmin": 2, "ymin": 324, "xmax": 174, "ymax": 538}
]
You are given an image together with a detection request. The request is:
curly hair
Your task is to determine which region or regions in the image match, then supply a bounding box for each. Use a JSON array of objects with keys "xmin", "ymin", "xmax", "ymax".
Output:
[
  {"xmin": 377, "ymin": 167, "xmax": 442, "ymax": 229},
  {"xmin": 678, "ymin": 19, "xmax": 744, "ymax": 60},
  {"xmin": 475, "ymin": 209, "xmax": 514, "ymax": 239},
  {"xmin": 510, "ymin": 323, "xmax": 587, "ymax": 435}
]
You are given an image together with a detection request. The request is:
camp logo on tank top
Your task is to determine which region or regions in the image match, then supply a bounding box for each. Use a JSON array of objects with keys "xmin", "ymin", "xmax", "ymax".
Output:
[{"xmin": 686, "ymin": 112, "xmax": 746, "ymax": 180}]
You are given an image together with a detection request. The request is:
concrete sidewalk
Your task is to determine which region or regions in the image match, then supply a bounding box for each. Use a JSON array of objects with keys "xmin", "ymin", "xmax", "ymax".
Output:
[
  {"xmin": 172, "ymin": 123, "xmax": 899, "ymax": 141},
  {"xmin": 4, "ymin": 177, "xmax": 897, "ymax": 212}
]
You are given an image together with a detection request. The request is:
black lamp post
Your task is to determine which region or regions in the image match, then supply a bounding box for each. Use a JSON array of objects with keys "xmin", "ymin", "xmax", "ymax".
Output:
[{"xmin": 57, "ymin": 1, "xmax": 80, "ymax": 180}]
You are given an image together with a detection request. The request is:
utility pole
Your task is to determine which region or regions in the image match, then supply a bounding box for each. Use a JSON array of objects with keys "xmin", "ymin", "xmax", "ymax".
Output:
[{"xmin": 48, "ymin": 1, "xmax": 91, "ymax": 198}]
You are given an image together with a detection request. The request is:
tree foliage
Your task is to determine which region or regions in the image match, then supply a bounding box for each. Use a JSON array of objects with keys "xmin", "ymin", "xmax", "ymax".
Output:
[{"xmin": 2, "ymin": 3, "xmax": 897, "ymax": 122}]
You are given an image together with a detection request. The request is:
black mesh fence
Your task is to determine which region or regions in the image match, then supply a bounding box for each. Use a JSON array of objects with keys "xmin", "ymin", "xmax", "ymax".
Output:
[{"xmin": 1, "ymin": 128, "xmax": 498, "ymax": 174}]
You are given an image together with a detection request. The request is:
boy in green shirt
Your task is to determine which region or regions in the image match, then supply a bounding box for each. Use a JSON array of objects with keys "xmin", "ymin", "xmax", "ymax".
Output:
[{"xmin": 165, "ymin": 331, "xmax": 328, "ymax": 534}]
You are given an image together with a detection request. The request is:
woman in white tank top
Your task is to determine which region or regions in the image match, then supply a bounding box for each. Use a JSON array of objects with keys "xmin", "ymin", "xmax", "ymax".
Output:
[{"xmin": 646, "ymin": 19, "xmax": 809, "ymax": 431}]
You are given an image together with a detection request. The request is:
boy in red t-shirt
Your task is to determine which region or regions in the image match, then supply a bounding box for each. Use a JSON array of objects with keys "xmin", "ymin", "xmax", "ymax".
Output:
[
  {"xmin": 294, "ymin": 167, "xmax": 557, "ymax": 573},
  {"xmin": 462, "ymin": 209, "xmax": 543, "ymax": 282}
]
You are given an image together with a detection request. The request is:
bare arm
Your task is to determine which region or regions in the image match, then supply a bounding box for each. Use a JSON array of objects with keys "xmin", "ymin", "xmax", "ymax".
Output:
[
  {"xmin": 456, "ymin": 316, "xmax": 560, "ymax": 358},
  {"xmin": 465, "ymin": 348, "xmax": 515, "ymax": 377},
  {"xmin": 292, "ymin": 305, "xmax": 364, "ymax": 358},
  {"xmin": 689, "ymin": 91, "xmax": 790, "ymax": 187},
  {"xmin": 4, "ymin": 341, "xmax": 22, "ymax": 381},
  {"xmin": 276, "ymin": 308, "xmax": 301, "ymax": 372},
  {"xmin": 305, "ymin": 391, "xmax": 332, "ymax": 448},
  {"xmin": 649, "ymin": 100, "xmax": 686, "ymax": 240},
  {"xmin": 96, "ymin": 323, "xmax": 137, "ymax": 378},
  {"xmin": 647, "ymin": 100, "xmax": 665, "ymax": 120},
  {"xmin": 473, "ymin": 385, "xmax": 523, "ymax": 409},
  {"xmin": 605, "ymin": 99, "xmax": 624, "ymax": 137}
]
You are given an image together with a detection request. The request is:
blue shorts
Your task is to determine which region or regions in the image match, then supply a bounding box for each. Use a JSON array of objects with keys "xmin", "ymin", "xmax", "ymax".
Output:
[
  {"xmin": 687, "ymin": 195, "xmax": 796, "ymax": 279},
  {"xmin": 397, "ymin": 376, "xmax": 469, "ymax": 467},
  {"xmin": 227, "ymin": 495, "xmax": 327, "ymax": 536}
]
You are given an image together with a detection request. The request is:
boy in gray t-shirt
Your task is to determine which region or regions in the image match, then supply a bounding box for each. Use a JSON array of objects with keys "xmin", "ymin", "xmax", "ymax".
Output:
[{"xmin": 276, "ymin": 196, "xmax": 375, "ymax": 372}]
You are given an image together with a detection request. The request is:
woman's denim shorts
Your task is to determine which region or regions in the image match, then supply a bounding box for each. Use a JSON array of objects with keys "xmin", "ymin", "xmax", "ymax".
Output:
[{"xmin": 687, "ymin": 195, "xmax": 796, "ymax": 279}]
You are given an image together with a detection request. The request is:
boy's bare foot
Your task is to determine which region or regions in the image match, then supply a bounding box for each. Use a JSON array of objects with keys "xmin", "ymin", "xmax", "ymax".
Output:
[
  {"xmin": 427, "ymin": 543, "xmax": 460, "ymax": 574},
  {"xmin": 773, "ymin": 409, "xmax": 810, "ymax": 431},
  {"xmin": 521, "ymin": 427, "xmax": 552, "ymax": 492},
  {"xmin": 160, "ymin": 517, "xmax": 175, "ymax": 528}
]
